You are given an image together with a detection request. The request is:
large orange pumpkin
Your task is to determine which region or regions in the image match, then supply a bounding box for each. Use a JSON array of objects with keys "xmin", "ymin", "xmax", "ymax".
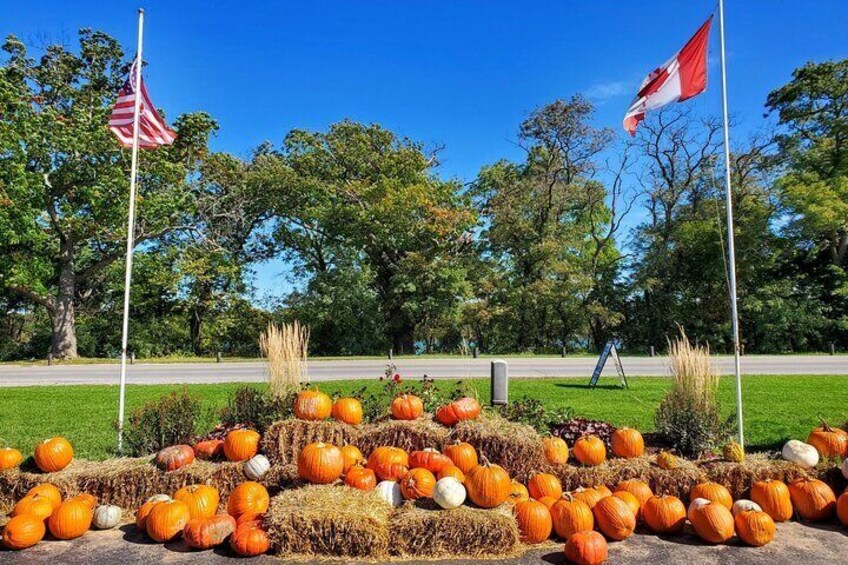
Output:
[
  {"xmin": 12, "ymin": 494, "xmax": 54, "ymax": 522},
  {"xmin": 227, "ymin": 482, "xmax": 270, "ymax": 518},
  {"xmin": 689, "ymin": 501, "xmax": 734, "ymax": 544},
  {"xmin": 573, "ymin": 436, "xmax": 606, "ymax": 466},
  {"xmin": 435, "ymin": 397, "xmax": 481, "ymax": 426},
  {"xmin": 750, "ymin": 479, "xmax": 793, "ymax": 522},
  {"xmin": 690, "ymin": 482, "xmax": 733, "ymax": 510},
  {"xmin": 25, "ymin": 484, "xmax": 62, "ymax": 510},
  {"xmin": 223, "ymin": 429, "xmax": 260, "ymax": 462},
  {"xmin": 616, "ymin": 479, "xmax": 653, "ymax": 508},
  {"xmin": 788, "ymin": 478, "xmax": 836, "ymax": 522},
  {"xmin": 48, "ymin": 498, "xmax": 92, "ymax": 540},
  {"xmin": 542, "ymin": 436, "xmax": 569, "ymax": 465},
  {"xmin": 513, "ymin": 499, "xmax": 552, "ymax": 544},
  {"xmin": 293, "ymin": 389, "xmax": 332, "ymax": 421},
  {"xmin": 367, "ymin": 446, "xmax": 409, "ymax": 481},
  {"xmin": 642, "ymin": 494, "xmax": 686, "ymax": 534},
  {"xmin": 331, "ymin": 398, "xmax": 363, "ymax": 425},
  {"xmin": 438, "ymin": 464, "xmax": 466, "ymax": 483},
  {"xmin": 155, "ymin": 444, "xmax": 195, "ymax": 471},
  {"xmin": 527, "ymin": 473, "xmax": 563, "ymax": 501},
  {"xmin": 464, "ymin": 457, "xmax": 511, "ymax": 508},
  {"xmin": 734, "ymin": 510, "xmax": 775, "ymax": 546},
  {"xmin": 610, "ymin": 427, "xmax": 644, "ymax": 459},
  {"xmin": 443, "ymin": 441, "xmax": 478, "ymax": 473},
  {"xmin": 0, "ymin": 447, "xmax": 23, "ymax": 471},
  {"xmin": 408, "ymin": 448, "xmax": 452, "ymax": 474},
  {"xmin": 592, "ymin": 495, "xmax": 636, "ymax": 541},
  {"xmin": 391, "ymin": 394, "xmax": 424, "ymax": 420},
  {"xmin": 298, "ymin": 442, "xmax": 344, "ymax": 484},
  {"xmin": 146, "ymin": 499, "xmax": 191, "ymax": 543},
  {"xmin": 550, "ymin": 494, "xmax": 594, "ymax": 539},
  {"xmin": 400, "ymin": 468, "xmax": 436, "ymax": 500},
  {"xmin": 340, "ymin": 444, "xmax": 365, "ymax": 473},
  {"xmin": 837, "ymin": 491, "xmax": 848, "ymax": 526},
  {"xmin": 230, "ymin": 522, "xmax": 270, "ymax": 556},
  {"xmin": 34, "ymin": 437, "xmax": 73, "ymax": 473},
  {"xmin": 564, "ymin": 530, "xmax": 608, "ymax": 565},
  {"xmin": 2, "ymin": 514, "xmax": 46, "ymax": 550},
  {"xmin": 193, "ymin": 439, "xmax": 224, "ymax": 460},
  {"xmin": 174, "ymin": 484, "xmax": 220, "ymax": 519},
  {"xmin": 344, "ymin": 465, "xmax": 377, "ymax": 491},
  {"xmin": 183, "ymin": 513, "xmax": 237, "ymax": 550},
  {"xmin": 806, "ymin": 418, "xmax": 848, "ymax": 457}
]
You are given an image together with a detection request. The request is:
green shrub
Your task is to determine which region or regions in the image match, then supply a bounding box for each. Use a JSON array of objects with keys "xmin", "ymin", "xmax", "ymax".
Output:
[
  {"xmin": 494, "ymin": 396, "xmax": 574, "ymax": 434},
  {"xmin": 119, "ymin": 389, "xmax": 202, "ymax": 456},
  {"xmin": 219, "ymin": 385, "xmax": 293, "ymax": 432}
]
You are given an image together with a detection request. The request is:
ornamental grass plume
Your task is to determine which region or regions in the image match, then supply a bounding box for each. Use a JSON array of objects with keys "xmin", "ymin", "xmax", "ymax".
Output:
[{"xmin": 260, "ymin": 321, "xmax": 309, "ymax": 400}]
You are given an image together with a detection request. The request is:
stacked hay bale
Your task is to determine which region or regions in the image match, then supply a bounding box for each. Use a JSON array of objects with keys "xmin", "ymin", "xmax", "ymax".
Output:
[
  {"xmin": 355, "ymin": 416, "xmax": 450, "ymax": 454},
  {"xmin": 262, "ymin": 419, "xmax": 357, "ymax": 465},
  {"xmin": 452, "ymin": 415, "xmax": 550, "ymax": 482}
]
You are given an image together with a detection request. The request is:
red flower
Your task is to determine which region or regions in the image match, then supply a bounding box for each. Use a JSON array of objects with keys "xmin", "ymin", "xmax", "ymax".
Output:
[{"xmin": 393, "ymin": 373, "xmax": 402, "ymax": 383}]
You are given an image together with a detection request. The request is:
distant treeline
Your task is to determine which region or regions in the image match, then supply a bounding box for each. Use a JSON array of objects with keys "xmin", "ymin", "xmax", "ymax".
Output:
[{"xmin": 0, "ymin": 31, "xmax": 846, "ymax": 359}]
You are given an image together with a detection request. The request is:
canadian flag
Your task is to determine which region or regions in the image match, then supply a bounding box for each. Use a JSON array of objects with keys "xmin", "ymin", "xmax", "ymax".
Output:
[{"xmin": 623, "ymin": 16, "xmax": 713, "ymax": 135}]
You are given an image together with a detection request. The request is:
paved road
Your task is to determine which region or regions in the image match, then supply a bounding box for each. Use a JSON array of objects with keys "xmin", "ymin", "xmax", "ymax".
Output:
[{"xmin": 0, "ymin": 355, "xmax": 844, "ymax": 386}]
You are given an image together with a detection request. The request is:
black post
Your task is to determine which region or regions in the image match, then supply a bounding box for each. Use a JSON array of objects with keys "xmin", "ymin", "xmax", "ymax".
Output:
[
  {"xmin": 47, "ymin": 353, "xmax": 53, "ymax": 366},
  {"xmin": 473, "ymin": 347, "xmax": 479, "ymax": 359},
  {"xmin": 830, "ymin": 342, "xmax": 835, "ymax": 356},
  {"xmin": 216, "ymin": 351, "xmax": 222, "ymax": 363},
  {"xmin": 130, "ymin": 351, "xmax": 136, "ymax": 365},
  {"xmin": 561, "ymin": 345, "xmax": 567, "ymax": 358},
  {"xmin": 650, "ymin": 346, "xmax": 655, "ymax": 358},
  {"xmin": 388, "ymin": 348, "xmax": 393, "ymax": 360}
]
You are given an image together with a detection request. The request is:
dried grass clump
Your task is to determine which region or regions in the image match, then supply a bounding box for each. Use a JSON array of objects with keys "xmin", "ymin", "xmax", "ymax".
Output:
[
  {"xmin": 261, "ymin": 419, "xmax": 358, "ymax": 465},
  {"xmin": 452, "ymin": 414, "xmax": 549, "ymax": 482},
  {"xmin": 356, "ymin": 416, "xmax": 451, "ymax": 455},
  {"xmin": 265, "ymin": 485, "xmax": 392, "ymax": 558},
  {"xmin": 389, "ymin": 502, "xmax": 520, "ymax": 558},
  {"xmin": 260, "ymin": 321, "xmax": 309, "ymax": 400}
]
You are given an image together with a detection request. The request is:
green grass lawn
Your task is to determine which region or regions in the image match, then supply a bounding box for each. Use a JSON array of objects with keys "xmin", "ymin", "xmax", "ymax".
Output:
[{"xmin": 0, "ymin": 375, "xmax": 844, "ymax": 460}]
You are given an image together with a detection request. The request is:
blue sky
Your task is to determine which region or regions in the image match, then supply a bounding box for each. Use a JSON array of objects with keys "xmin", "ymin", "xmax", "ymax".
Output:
[{"xmin": 4, "ymin": 1, "xmax": 847, "ymax": 299}]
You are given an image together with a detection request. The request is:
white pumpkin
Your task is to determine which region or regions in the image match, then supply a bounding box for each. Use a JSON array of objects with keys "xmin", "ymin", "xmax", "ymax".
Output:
[
  {"xmin": 687, "ymin": 497, "xmax": 711, "ymax": 522},
  {"xmin": 781, "ymin": 439, "xmax": 819, "ymax": 468},
  {"xmin": 432, "ymin": 477, "xmax": 466, "ymax": 510},
  {"xmin": 244, "ymin": 454, "xmax": 270, "ymax": 480},
  {"xmin": 376, "ymin": 480, "xmax": 402, "ymax": 507},
  {"xmin": 731, "ymin": 499, "xmax": 762, "ymax": 516},
  {"xmin": 92, "ymin": 504, "xmax": 122, "ymax": 529},
  {"xmin": 146, "ymin": 493, "xmax": 172, "ymax": 504},
  {"xmin": 841, "ymin": 457, "xmax": 848, "ymax": 480}
]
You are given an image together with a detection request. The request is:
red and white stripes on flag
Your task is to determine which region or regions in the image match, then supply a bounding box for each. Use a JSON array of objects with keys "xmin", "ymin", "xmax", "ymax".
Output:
[
  {"xmin": 623, "ymin": 16, "xmax": 713, "ymax": 136},
  {"xmin": 109, "ymin": 59, "xmax": 176, "ymax": 148}
]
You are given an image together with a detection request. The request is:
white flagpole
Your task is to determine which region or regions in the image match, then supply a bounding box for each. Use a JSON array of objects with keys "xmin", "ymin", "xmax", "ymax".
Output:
[
  {"xmin": 717, "ymin": 0, "xmax": 744, "ymax": 446},
  {"xmin": 117, "ymin": 8, "xmax": 145, "ymax": 453}
]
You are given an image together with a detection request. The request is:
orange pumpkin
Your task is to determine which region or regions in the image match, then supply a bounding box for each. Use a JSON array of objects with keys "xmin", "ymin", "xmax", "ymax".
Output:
[
  {"xmin": 611, "ymin": 427, "xmax": 644, "ymax": 459},
  {"xmin": 12, "ymin": 494, "xmax": 54, "ymax": 522},
  {"xmin": 538, "ymin": 495, "xmax": 558, "ymax": 509},
  {"xmin": 508, "ymin": 479, "xmax": 529, "ymax": 502},
  {"xmin": 223, "ymin": 429, "xmax": 260, "ymax": 462},
  {"xmin": 734, "ymin": 510, "xmax": 775, "ymax": 546},
  {"xmin": 25, "ymin": 484, "xmax": 62, "ymax": 510},
  {"xmin": 227, "ymin": 482, "xmax": 270, "ymax": 518},
  {"xmin": 542, "ymin": 436, "xmax": 569, "ymax": 465},
  {"xmin": 230, "ymin": 522, "xmax": 270, "ymax": 556},
  {"xmin": 174, "ymin": 484, "xmax": 220, "ymax": 519},
  {"xmin": 464, "ymin": 457, "xmax": 511, "ymax": 508},
  {"xmin": 48, "ymin": 498, "xmax": 92, "ymax": 540},
  {"xmin": 72, "ymin": 493, "xmax": 97, "ymax": 510},
  {"xmin": 570, "ymin": 487, "xmax": 604, "ymax": 509},
  {"xmin": 193, "ymin": 439, "xmax": 224, "ymax": 460},
  {"xmin": 145, "ymin": 499, "xmax": 191, "ymax": 543},
  {"xmin": 564, "ymin": 530, "xmax": 608, "ymax": 565},
  {"xmin": 612, "ymin": 490, "xmax": 641, "ymax": 520},
  {"xmin": 437, "ymin": 464, "xmax": 466, "ymax": 483},
  {"xmin": 293, "ymin": 389, "xmax": 332, "ymax": 421},
  {"xmin": 391, "ymin": 394, "xmax": 424, "ymax": 420},
  {"xmin": 837, "ymin": 491, "xmax": 848, "ymax": 526},
  {"xmin": 400, "ymin": 468, "xmax": 436, "ymax": 500},
  {"xmin": 573, "ymin": 436, "xmax": 606, "ymax": 466},
  {"xmin": 34, "ymin": 437, "xmax": 73, "ymax": 473},
  {"xmin": 2, "ymin": 514, "xmax": 46, "ymax": 550},
  {"xmin": 642, "ymin": 494, "xmax": 686, "ymax": 534},
  {"xmin": 806, "ymin": 418, "xmax": 848, "ymax": 457},
  {"xmin": 788, "ymin": 478, "xmax": 836, "ymax": 522},
  {"xmin": 136, "ymin": 495, "xmax": 171, "ymax": 530},
  {"xmin": 550, "ymin": 494, "xmax": 594, "ymax": 539},
  {"xmin": 367, "ymin": 446, "xmax": 409, "ymax": 481},
  {"xmin": 155, "ymin": 444, "xmax": 195, "ymax": 471},
  {"xmin": 750, "ymin": 479, "xmax": 793, "ymax": 522},
  {"xmin": 183, "ymin": 513, "xmax": 237, "ymax": 549},
  {"xmin": 689, "ymin": 501, "xmax": 734, "ymax": 544},
  {"xmin": 592, "ymin": 495, "xmax": 635, "ymax": 541},
  {"xmin": 514, "ymin": 499, "xmax": 552, "ymax": 543},
  {"xmin": 344, "ymin": 465, "xmax": 377, "ymax": 491},
  {"xmin": 235, "ymin": 512, "xmax": 264, "ymax": 527},
  {"xmin": 616, "ymin": 479, "xmax": 653, "ymax": 508},
  {"xmin": 408, "ymin": 448, "xmax": 452, "ymax": 474},
  {"xmin": 340, "ymin": 444, "xmax": 365, "ymax": 473},
  {"xmin": 690, "ymin": 482, "xmax": 733, "ymax": 510},
  {"xmin": 594, "ymin": 484, "xmax": 612, "ymax": 498},
  {"xmin": 527, "ymin": 473, "xmax": 563, "ymax": 501},
  {"xmin": 435, "ymin": 397, "xmax": 481, "ymax": 426},
  {"xmin": 298, "ymin": 442, "xmax": 344, "ymax": 484},
  {"xmin": 443, "ymin": 441, "xmax": 478, "ymax": 473},
  {"xmin": 0, "ymin": 447, "xmax": 23, "ymax": 471},
  {"xmin": 331, "ymin": 397, "xmax": 363, "ymax": 425}
]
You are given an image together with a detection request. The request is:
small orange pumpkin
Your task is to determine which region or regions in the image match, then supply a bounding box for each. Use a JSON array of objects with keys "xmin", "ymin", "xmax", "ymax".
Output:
[
  {"xmin": 550, "ymin": 494, "xmax": 594, "ymax": 539},
  {"xmin": 564, "ymin": 530, "xmax": 608, "ymax": 565},
  {"xmin": 435, "ymin": 397, "xmax": 481, "ymax": 426},
  {"xmin": 400, "ymin": 468, "xmax": 436, "ymax": 500},
  {"xmin": 174, "ymin": 484, "xmax": 220, "ymax": 519},
  {"xmin": 542, "ymin": 436, "xmax": 569, "ymax": 465},
  {"xmin": 788, "ymin": 478, "xmax": 836, "ymax": 522},
  {"xmin": 193, "ymin": 439, "xmax": 224, "ymax": 460},
  {"xmin": 443, "ymin": 441, "xmax": 478, "ymax": 473},
  {"xmin": 527, "ymin": 473, "xmax": 563, "ymax": 501},
  {"xmin": 12, "ymin": 494, "xmax": 54, "ymax": 522},
  {"xmin": 227, "ymin": 482, "xmax": 270, "ymax": 518},
  {"xmin": 611, "ymin": 427, "xmax": 644, "ymax": 459},
  {"xmin": 145, "ymin": 499, "xmax": 191, "ymax": 543},
  {"xmin": 806, "ymin": 417, "xmax": 848, "ymax": 457},
  {"xmin": 592, "ymin": 495, "xmax": 636, "ymax": 541},
  {"xmin": 340, "ymin": 444, "xmax": 365, "ymax": 473},
  {"xmin": 367, "ymin": 446, "xmax": 409, "ymax": 481},
  {"xmin": 25, "ymin": 484, "xmax": 62, "ymax": 510},
  {"xmin": 331, "ymin": 397, "xmax": 363, "ymax": 425},
  {"xmin": 837, "ymin": 490, "xmax": 848, "ymax": 526},
  {"xmin": 154, "ymin": 444, "xmax": 195, "ymax": 471},
  {"xmin": 464, "ymin": 457, "xmax": 511, "ymax": 508},
  {"xmin": 408, "ymin": 448, "xmax": 452, "ymax": 474},
  {"xmin": 642, "ymin": 494, "xmax": 686, "ymax": 534},
  {"xmin": 344, "ymin": 465, "xmax": 377, "ymax": 491},
  {"xmin": 390, "ymin": 394, "xmax": 424, "ymax": 420},
  {"xmin": 223, "ymin": 429, "xmax": 260, "ymax": 462},
  {"xmin": 2, "ymin": 514, "xmax": 46, "ymax": 550},
  {"xmin": 183, "ymin": 513, "xmax": 237, "ymax": 550},
  {"xmin": 230, "ymin": 522, "xmax": 270, "ymax": 556},
  {"xmin": 734, "ymin": 510, "xmax": 775, "ymax": 546},
  {"xmin": 690, "ymin": 482, "xmax": 733, "ymax": 510},
  {"xmin": 0, "ymin": 447, "xmax": 23, "ymax": 471},
  {"xmin": 750, "ymin": 479, "xmax": 792, "ymax": 522},
  {"xmin": 298, "ymin": 442, "xmax": 344, "ymax": 484},
  {"xmin": 513, "ymin": 499, "xmax": 552, "ymax": 543},
  {"xmin": 293, "ymin": 389, "xmax": 332, "ymax": 421},
  {"xmin": 437, "ymin": 464, "xmax": 466, "ymax": 483},
  {"xmin": 34, "ymin": 437, "xmax": 73, "ymax": 473},
  {"xmin": 573, "ymin": 435, "xmax": 606, "ymax": 466},
  {"xmin": 48, "ymin": 498, "xmax": 92, "ymax": 540}
]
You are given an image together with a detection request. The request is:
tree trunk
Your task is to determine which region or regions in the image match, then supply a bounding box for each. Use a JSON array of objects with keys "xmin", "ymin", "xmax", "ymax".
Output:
[{"xmin": 49, "ymin": 261, "xmax": 78, "ymax": 359}]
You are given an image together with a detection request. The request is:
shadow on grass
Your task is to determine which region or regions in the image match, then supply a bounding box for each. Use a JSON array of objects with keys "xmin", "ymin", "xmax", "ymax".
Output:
[{"xmin": 553, "ymin": 383, "xmax": 626, "ymax": 391}]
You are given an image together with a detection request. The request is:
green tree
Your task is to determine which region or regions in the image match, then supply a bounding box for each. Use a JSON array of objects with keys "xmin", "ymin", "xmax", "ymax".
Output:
[{"xmin": 0, "ymin": 30, "xmax": 216, "ymax": 358}]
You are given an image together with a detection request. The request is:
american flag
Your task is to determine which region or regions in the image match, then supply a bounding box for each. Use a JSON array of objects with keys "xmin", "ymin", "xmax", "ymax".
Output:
[{"xmin": 109, "ymin": 58, "xmax": 176, "ymax": 148}]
